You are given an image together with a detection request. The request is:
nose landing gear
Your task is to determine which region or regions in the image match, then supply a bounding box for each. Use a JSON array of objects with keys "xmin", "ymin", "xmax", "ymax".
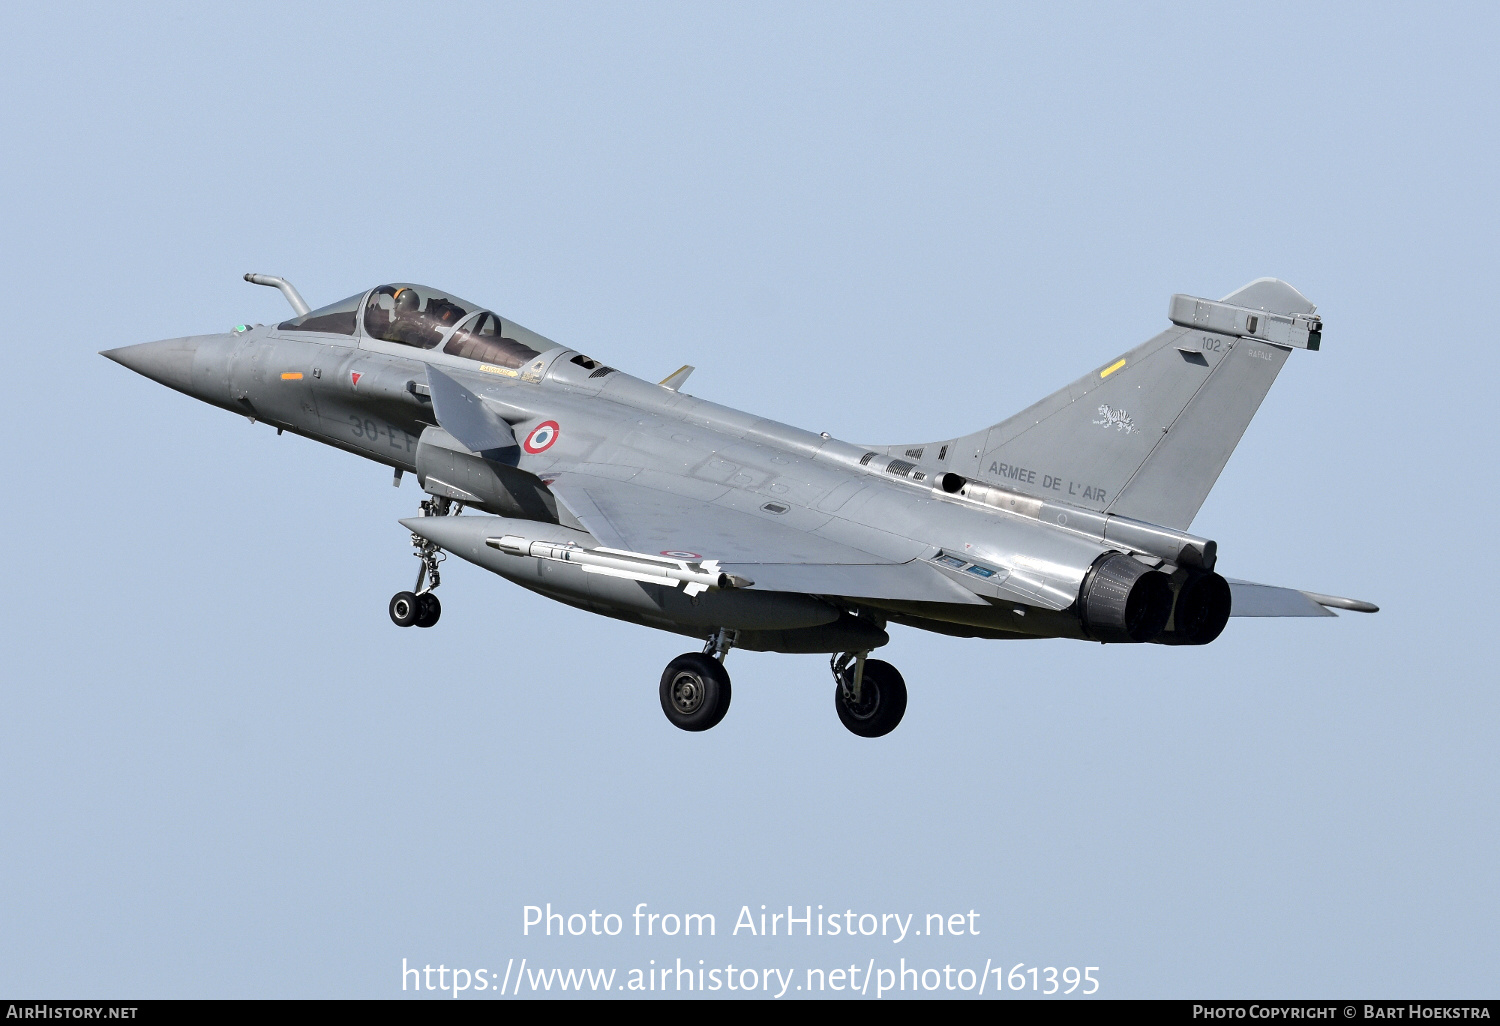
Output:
[
  {"xmin": 389, "ymin": 496, "xmax": 455, "ymax": 629},
  {"xmin": 388, "ymin": 591, "xmax": 421, "ymax": 627},
  {"xmin": 389, "ymin": 589, "xmax": 441, "ymax": 628}
]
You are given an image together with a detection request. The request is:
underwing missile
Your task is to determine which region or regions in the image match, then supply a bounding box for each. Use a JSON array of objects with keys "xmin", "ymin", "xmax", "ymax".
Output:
[{"xmin": 486, "ymin": 535, "xmax": 753, "ymax": 596}]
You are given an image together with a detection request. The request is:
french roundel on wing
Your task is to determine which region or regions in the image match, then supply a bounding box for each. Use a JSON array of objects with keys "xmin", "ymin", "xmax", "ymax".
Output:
[{"xmin": 523, "ymin": 420, "xmax": 560, "ymax": 454}]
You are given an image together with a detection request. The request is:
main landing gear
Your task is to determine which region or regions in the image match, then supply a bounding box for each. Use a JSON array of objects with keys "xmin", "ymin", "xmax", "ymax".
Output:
[
  {"xmin": 659, "ymin": 629, "xmax": 735, "ymax": 732},
  {"xmin": 657, "ymin": 631, "xmax": 909, "ymax": 737},
  {"xmin": 389, "ymin": 496, "xmax": 456, "ymax": 629},
  {"xmin": 831, "ymin": 651, "xmax": 907, "ymax": 738}
]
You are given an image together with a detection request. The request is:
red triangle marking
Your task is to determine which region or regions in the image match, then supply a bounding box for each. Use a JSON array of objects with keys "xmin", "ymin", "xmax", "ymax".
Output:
[{"xmin": 351, "ymin": 372, "xmax": 362, "ymax": 386}]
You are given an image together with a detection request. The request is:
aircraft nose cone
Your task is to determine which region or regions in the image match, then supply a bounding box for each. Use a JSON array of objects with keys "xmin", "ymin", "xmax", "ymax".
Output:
[{"xmin": 101, "ymin": 338, "xmax": 199, "ymax": 393}]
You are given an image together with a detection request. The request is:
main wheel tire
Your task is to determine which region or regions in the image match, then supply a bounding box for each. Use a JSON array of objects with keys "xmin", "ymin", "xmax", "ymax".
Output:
[
  {"xmin": 414, "ymin": 592, "xmax": 441, "ymax": 628},
  {"xmin": 389, "ymin": 591, "xmax": 419, "ymax": 628},
  {"xmin": 659, "ymin": 653, "xmax": 732, "ymax": 732},
  {"xmin": 834, "ymin": 659, "xmax": 907, "ymax": 738}
]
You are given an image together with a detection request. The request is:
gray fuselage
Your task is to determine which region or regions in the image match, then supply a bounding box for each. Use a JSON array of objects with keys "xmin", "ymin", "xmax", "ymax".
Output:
[{"xmin": 108, "ymin": 319, "xmax": 1194, "ymax": 651}]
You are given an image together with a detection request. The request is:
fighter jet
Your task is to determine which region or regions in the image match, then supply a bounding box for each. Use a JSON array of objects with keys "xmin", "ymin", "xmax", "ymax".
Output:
[{"xmin": 103, "ymin": 273, "xmax": 1376, "ymax": 737}]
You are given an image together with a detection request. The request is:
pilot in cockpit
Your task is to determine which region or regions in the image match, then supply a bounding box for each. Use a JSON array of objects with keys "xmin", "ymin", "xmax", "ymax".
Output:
[
  {"xmin": 365, "ymin": 284, "xmax": 477, "ymax": 350},
  {"xmin": 391, "ymin": 287, "xmax": 422, "ymax": 343}
]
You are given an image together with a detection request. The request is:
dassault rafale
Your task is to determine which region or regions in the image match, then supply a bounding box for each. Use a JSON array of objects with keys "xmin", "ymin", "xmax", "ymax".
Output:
[{"xmin": 104, "ymin": 273, "xmax": 1376, "ymax": 737}]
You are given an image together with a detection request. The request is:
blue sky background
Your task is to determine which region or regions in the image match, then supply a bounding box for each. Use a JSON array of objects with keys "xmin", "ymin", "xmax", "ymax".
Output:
[{"xmin": 1, "ymin": 2, "xmax": 1495, "ymax": 998}]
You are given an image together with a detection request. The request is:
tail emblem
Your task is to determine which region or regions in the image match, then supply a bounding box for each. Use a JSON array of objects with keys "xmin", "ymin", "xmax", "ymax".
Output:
[{"xmin": 1093, "ymin": 405, "xmax": 1136, "ymax": 434}]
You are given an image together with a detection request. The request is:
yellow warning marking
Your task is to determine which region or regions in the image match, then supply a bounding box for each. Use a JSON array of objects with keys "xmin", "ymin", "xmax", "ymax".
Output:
[
  {"xmin": 280, "ymin": 372, "xmax": 303, "ymax": 380},
  {"xmin": 479, "ymin": 364, "xmax": 519, "ymax": 378},
  {"xmin": 1100, "ymin": 358, "xmax": 1127, "ymax": 379}
]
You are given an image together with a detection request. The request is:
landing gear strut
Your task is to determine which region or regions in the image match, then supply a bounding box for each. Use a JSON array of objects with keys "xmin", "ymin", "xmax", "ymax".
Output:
[
  {"xmin": 659, "ymin": 629, "xmax": 736, "ymax": 731},
  {"xmin": 832, "ymin": 651, "xmax": 907, "ymax": 737},
  {"xmin": 389, "ymin": 496, "xmax": 457, "ymax": 629}
]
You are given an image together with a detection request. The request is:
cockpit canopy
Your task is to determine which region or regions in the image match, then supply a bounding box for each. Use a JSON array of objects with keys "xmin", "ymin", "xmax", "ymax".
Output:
[
  {"xmin": 277, "ymin": 291, "xmax": 364, "ymax": 334},
  {"xmin": 364, "ymin": 284, "xmax": 467, "ymax": 348},
  {"xmin": 279, "ymin": 283, "xmax": 558, "ymax": 369}
]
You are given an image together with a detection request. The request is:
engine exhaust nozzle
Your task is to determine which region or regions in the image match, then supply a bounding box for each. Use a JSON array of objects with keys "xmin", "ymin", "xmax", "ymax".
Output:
[{"xmin": 1079, "ymin": 551, "xmax": 1174, "ymax": 644}]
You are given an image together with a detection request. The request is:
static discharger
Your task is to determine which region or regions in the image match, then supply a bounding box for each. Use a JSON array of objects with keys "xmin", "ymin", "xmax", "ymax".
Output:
[{"xmin": 486, "ymin": 536, "xmax": 753, "ymax": 596}]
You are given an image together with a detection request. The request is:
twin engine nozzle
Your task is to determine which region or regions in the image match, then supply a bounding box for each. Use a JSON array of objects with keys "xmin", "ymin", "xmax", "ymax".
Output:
[{"xmin": 1079, "ymin": 552, "xmax": 1231, "ymax": 646}]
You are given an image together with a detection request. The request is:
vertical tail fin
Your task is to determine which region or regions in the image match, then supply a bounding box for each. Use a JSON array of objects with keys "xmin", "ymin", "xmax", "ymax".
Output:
[{"xmin": 896, "ymin": 279, "xmax": 1322, "ymax": 531}]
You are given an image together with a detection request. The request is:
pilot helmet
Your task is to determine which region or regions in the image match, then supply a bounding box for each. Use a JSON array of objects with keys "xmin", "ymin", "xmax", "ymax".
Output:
[{"xmin": 393, "ymin": 287, "xmax": 421, "ymax": 316}]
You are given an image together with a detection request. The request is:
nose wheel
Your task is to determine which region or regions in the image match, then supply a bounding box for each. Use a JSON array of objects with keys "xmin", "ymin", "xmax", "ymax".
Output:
[
  {"xmin": 389, "ymin": 590, "xmax": 441, "ymax": 628},
  {"xmin": 389, "ymin": 496, "xmax": 454, "ymax": 629}
]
